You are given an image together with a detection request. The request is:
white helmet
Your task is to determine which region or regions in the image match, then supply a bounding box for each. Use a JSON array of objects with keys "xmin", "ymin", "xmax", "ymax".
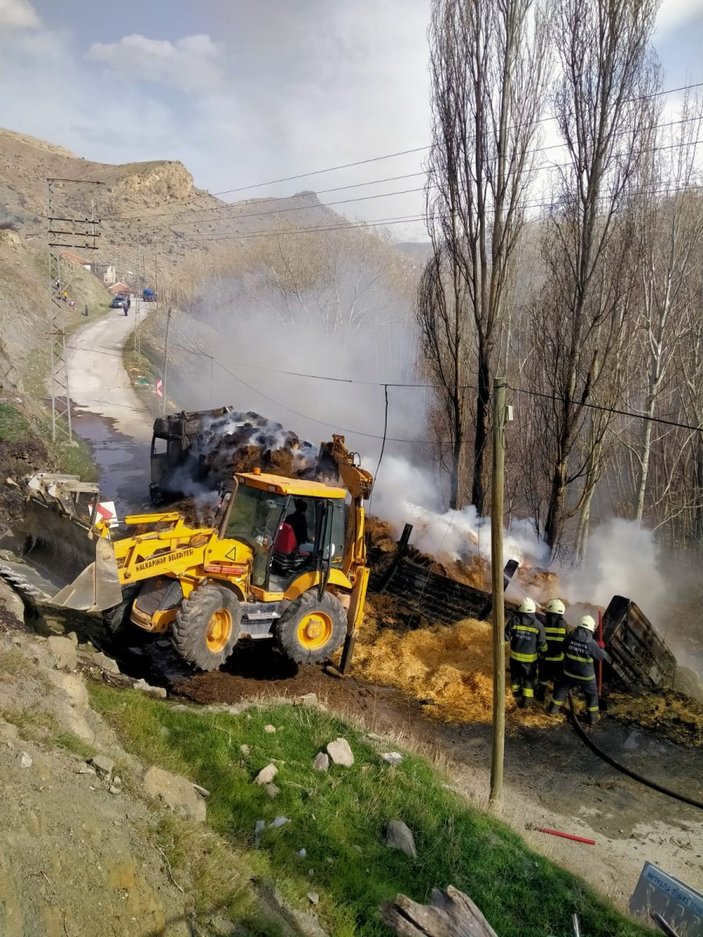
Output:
[
  {"xmin": 579, "ymin": 614, "xmax": 596, "ymax": 632},
  {"xmin": 546, "ymin": 598, "xmax": 566, "ymax": 615},
  {"xmin": 519, "ymin": 597, "xmax": 536, "ymax": 614}
]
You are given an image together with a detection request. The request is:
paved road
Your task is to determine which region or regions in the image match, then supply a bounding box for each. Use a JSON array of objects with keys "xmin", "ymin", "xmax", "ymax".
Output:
[{"xmin": 66, "ymin": 301, "xmax": 154, "ymax": 510}]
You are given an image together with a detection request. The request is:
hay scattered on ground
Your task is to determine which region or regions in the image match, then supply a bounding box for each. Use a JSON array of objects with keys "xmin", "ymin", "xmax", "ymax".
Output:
[
  {"xmin": 607, "ymin": 692, "xmax": 703, "ymax": 748},
  {"xmin": 355, "ymin": 603, "xmax": 553, "ymax": 728}
]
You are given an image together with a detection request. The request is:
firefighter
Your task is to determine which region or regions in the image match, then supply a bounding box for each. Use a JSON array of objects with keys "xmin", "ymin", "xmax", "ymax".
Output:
[
  {"xmin": 505, "ymin": 597, "xmax": 547, "ymax": 708},
  {"xmin": 548, "ymin": 614, "xmax": 605, "ymax": 725},
  {"xmin": 535, "ymin": 597, "xmax": 567, "ymax": 702}
]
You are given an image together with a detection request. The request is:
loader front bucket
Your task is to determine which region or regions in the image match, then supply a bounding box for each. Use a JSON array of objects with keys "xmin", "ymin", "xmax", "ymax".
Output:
[{"xmin": 0, "ymin": 480, "xmax": 122, "ymax": 613}]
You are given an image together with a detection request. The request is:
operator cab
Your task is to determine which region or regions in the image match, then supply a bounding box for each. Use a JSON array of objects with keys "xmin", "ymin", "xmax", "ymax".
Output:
[{"xmin": 222, "ymin": 473, "xmax": 347, "ymax": 593}]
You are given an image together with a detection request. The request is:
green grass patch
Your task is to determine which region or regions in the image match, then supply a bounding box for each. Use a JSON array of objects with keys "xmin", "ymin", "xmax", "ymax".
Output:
[
  {"xmin": 0, "ymin": 403, "xmax": 29, "ymax": 441},
  {"xmin": 50, "ymin": 432, "xmax": 98, "ymax": 481},
  {"xmin": 90, "ymin": 684, "xmax": 652, "ymax": 937}
]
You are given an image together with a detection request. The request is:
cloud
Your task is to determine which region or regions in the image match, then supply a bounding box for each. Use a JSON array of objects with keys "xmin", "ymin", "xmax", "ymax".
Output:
[
  {"xmin": 0, "ymin": 0, "xmax": 40, "ymax": 28},
  {"xmin": 86, "ymin": 33, "xmax": 224, "ymax": 93},
  {"xmin": 655, "ymin": 0, "xmax": 702, "ymax": 36}
]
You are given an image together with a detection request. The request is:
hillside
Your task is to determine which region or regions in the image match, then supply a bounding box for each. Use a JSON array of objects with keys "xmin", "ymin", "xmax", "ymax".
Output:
[{"xmin": 0, "ymin": 128, "xmax": 410, "ymax": 403}]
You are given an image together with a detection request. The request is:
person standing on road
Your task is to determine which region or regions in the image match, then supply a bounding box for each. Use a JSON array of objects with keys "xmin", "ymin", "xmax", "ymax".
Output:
[
  {"xmin": 548, "ymin": 614, "xmax": 605, "ymax": 725},
  {"xmin": 505, "ymin": 597, "xmax": 547, "ymax": 708},
  {"xmin": 535, "ymin": 597, "xmax": 568, "ymax": 702}
]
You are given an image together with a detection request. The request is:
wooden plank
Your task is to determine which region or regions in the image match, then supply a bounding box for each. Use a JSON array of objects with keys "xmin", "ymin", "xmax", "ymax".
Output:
[{"xmin": 380, "ymin": 886, "xmax": 499, "ymax": 937}]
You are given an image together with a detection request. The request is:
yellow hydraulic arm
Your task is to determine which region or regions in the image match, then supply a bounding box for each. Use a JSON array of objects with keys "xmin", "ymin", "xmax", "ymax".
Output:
[{"xmin": 318, "ymin": 435, "xmax": 374, "ymax": 673}]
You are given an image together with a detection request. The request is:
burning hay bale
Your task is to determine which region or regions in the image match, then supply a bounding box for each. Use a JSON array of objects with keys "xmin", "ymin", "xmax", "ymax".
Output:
[{"xmin": 151, "ymin": 408, "xmax": 325, "ymax": 501}]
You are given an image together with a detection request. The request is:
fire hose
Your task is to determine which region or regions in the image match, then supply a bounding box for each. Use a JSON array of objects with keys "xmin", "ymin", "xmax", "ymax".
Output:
[{"xmin": 567, "ymin": 698, "xmax": 703, "ymax": 812}]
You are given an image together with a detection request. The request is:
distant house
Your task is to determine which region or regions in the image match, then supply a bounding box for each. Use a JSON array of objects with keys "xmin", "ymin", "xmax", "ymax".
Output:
[
  {"xmin": 90, "ymin": 263, "xmax": 117, "ymax": 286},
  {"xmin": 108, "ymin": 281, "xmax": 131, "ymax": 295},
  {"xmin": 60, "ymin": 250, "xmax": 91, "ymax": 270}
]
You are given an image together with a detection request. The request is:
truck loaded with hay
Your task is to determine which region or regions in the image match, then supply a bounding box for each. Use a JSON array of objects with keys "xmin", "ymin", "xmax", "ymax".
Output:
[{"xmin": 149, "ymin": 407, "xmax": 323, "ymax": 503}]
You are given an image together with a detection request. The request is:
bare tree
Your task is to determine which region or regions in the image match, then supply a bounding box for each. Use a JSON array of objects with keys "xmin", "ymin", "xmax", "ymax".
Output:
[
  {"xmin": 534, "ymin": 0, "xmax": 659, "ymax": 550},
  {"xmin": 416, "ymin": 245, "xmax": 473, "ymax": 506},
  {"xmin": 628, "ymin": 98, "xmax": 703, "ymax": 520},
  {"xmin": 423, "ymin": 0, "xmax": 549, "ymax": 512}
]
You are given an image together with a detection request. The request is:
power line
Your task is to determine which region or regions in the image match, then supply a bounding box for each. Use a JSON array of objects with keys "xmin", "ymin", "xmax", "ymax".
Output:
[
  {"xmin": 156, "ymin": 178, "xmax": 703, "ymax": 245},
  {"xmin": 509, "ymin": 384, "xmax": 703, "ymax": 434},
  {"xmin": 109, "ymin": 80, "xmax": 703, "ymax": 224},
  {"xmin": 128, "ymin": 137, "xmax": 703, "ymax": 243},
  {"xmin": 167, "ymin": 337, "xmax": 703, "ymax": 436},
  {"xmin": 112, "ymin": 111, "xmax": 703, "ymax": 232}
]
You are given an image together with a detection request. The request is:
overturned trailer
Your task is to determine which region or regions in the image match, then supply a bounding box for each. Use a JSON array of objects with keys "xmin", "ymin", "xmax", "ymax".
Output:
[{"xmin": 602, "ymin": 595, "xmax": 679, "ymax": 693}]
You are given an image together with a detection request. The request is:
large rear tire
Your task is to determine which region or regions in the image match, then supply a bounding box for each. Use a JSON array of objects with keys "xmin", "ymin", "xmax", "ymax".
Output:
[
  {"xmin": 275, "ymin": 591, "xmax": 346, "ymax": 664},
  {"xmin": 172, "ymin": 584, "xmax": 241, "ymax": 672}
]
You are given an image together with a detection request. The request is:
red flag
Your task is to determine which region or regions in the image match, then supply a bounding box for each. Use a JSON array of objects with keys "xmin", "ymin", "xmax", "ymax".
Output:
[{"xmin": 156, "ymin": 378, "xmax": 163, "ymax": 398}]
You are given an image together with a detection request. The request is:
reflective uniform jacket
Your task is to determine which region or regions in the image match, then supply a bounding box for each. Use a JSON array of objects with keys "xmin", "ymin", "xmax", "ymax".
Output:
[
  {"xmin": 562, "ymin": 626, "xmax": 605, "ymax": 682},
  {"xmin": 505, "ymin": 613, "xmax": 547, "ymax": 663},
  {"xmin": 542, "ymin": 612, "xmax": 567, "ymax": 662}
]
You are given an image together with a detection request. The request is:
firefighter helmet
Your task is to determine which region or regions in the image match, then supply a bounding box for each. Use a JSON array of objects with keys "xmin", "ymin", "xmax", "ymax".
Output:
[
  {"xmin": 546, "ymin": 598, "xmax": 566, "ymax": 615},
  {"xmin": 519, "ymin": 597, "xmax": 536, "ymax": 614},
  {"xmin": 579, "ymin": 614, "xmax": 596, "ymax": 632}
]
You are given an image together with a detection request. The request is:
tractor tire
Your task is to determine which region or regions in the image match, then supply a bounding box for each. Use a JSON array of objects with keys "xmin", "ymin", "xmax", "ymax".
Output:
[
  {"xmin": 103, "ymin": 585, "xmax": 141, "ymax": 635},
  {"xmin": 275, "ymin": 591, "xmax": 347, "ymax": 665},
  {"xmin": 172, "ymin": 584, "xmax": 242, "ymax": 672}
]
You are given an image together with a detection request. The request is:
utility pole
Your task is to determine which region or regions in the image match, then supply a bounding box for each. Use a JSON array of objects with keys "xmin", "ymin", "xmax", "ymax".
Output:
[
  {"xmin": 133, "ymin": 238, "xmax": 142, "ymax": 356},
  {"xmin": 161, "ymin": 306, "xmax": 172, "ymax": 416},
  {"xmin": 47, "ymin": 177, "xmax": 102, "ymax": 443},
  {"xmin": 489, "ymin": 376, "xmax": 507, "ymax": 807}
]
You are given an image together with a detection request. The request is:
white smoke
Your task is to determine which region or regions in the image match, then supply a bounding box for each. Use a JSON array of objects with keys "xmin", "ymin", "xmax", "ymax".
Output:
[
  {"xmin": 371, "ymin": 454, "xmax": 550, "ymax": 566},
  {"xmin": 558, "ymin": 518, "xmax": 667, "ymax": 617}
]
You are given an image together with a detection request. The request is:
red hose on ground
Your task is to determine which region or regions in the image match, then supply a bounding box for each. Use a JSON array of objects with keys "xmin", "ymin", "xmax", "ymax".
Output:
[{"xmin": 535, "ymin": 827, "xmax": 596, "ymax": 845}]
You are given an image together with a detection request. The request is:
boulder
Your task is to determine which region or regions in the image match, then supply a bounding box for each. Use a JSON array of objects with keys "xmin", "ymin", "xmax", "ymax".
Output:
[
  {"xmin": 143, "ymin": 766, "xmax": 207, "ymax": 822},
  {"xmin": 0, "ymin": 579, "xmax": 24, "ymax": 627},
  {"xmin": 47, "ymin": 635, "xmax": 77, "ymax": 672},
  {"xmin": 385, "ymin": 820, "xmax": 417, "ymax": 858},
  {"xmin": 134, "ymin": 678, "xmax": 167, "ymax": 699},
  {"xmin": 88, "ymin": 650, "xmax": 121, "ymax": 675},
  {"xmin": 90, "ymin": 755, "xmax": 114, "ymax": 776},
  {"xmin": 294, "ymin": 693, "xmax": 318, "ymax": 707},
  {"xmin": 326, "ymin": 738, "xmax": 354, "ymax": 767}
]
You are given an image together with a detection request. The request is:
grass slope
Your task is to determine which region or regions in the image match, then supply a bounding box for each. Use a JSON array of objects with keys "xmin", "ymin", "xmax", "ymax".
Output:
[{"xmin": 90, "ymin": 684, "xmax": 652, "ymax": 937}]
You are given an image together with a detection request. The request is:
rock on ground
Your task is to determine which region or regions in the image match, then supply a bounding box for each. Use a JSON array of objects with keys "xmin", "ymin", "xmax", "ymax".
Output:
[
  {"xmin": 143, "ymin": 766, "xmax": 207, "ymax": 823},
  {"xmin": 313, "ymin": 752, "xmax": 330, "ymax": 772},
  {"xmin": 47, "ymin": 635, "xmax": 77, "ymax": 672},
  {"xmin": 326, "ymin": 738, "xmax": 354, "ymax": 767},
  {"xmin": 255, "ymin": 763, "xmax": 278, "ymax": 785},
  {"xmin": 385, "ymin": 819, "xmax": 417, "ymax": 858}
]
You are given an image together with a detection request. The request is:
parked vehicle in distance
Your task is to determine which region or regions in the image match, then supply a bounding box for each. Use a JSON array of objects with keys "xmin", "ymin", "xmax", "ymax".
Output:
[
  {"xmin": 110, "ymin": 295, "xmax": 128, "ymax": 309},
  {"xmin": 143, "ymin": 288, "xmax": 157, "ymax": 302}
]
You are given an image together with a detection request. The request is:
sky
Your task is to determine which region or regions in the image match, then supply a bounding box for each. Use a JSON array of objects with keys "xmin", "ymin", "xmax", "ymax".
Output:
[{"xmin": 0, "ymin": 0, "xmax": 701, "ymax": 241}]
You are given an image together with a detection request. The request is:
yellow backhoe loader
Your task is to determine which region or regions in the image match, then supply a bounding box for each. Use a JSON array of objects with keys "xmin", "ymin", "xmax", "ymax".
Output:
[{"xmin": 0, "ymin": 436, "xmax": 373, "ymax": 672}]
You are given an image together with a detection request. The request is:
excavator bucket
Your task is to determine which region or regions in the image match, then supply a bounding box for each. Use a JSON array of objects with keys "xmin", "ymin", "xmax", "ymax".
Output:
[{"xmin": 0, "ymin": 474, "xmax": 122, "ymax": 613}]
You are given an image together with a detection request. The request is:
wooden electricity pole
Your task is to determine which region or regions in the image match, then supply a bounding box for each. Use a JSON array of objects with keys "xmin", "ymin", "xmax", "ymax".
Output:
[
  {"xmin": 161, "ymin": 306, "xmax": 172, "ymax": 416},
  {"xmin": 489, "ymin": 377, "xmax": 507, "ymax": 806}
]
